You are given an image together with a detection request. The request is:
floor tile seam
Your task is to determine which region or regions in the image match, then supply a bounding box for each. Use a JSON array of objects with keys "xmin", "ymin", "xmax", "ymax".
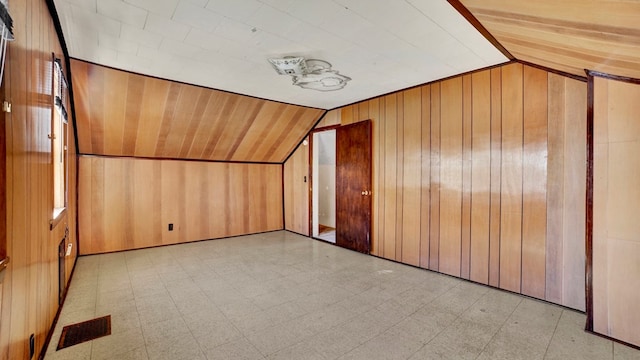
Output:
[
  {"xmin": 473, "ymin": 297, "xmax": 525, "ymax": 360},
  {"xmin": 404, "ymin": 286, "xmax": 495, "ymax": 359},
  {"xmin": 540, "ymin": 306, "xmax": 565, "ymax": 359},
  {"xmin": 235, "ymin": 333, "xmax": 269, "ymax": 359},
  {"xmin": 243, "ymin": 299, "xmax": 365, "ymax": 357}
]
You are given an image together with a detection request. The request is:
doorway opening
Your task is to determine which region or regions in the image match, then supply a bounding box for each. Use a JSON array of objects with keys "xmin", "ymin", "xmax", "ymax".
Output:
[{"xmin": 311, "ymin": 128, "xmax": 336, "ymax": 243}]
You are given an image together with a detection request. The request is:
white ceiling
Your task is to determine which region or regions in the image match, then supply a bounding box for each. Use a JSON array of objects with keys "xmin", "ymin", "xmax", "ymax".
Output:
[{"xmin": 53, "ymin": 0, "xmax": 508, "ymax": 109}]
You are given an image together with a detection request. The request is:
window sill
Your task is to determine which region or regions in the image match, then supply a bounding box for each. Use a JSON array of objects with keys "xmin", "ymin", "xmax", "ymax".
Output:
[{"xmin": 50, "ymin": 208, "xmax": 67, "ymax": 230}]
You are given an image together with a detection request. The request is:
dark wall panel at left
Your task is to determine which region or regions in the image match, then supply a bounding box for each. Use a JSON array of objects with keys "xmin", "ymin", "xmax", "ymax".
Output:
[{"xmin": 0, "ymin": 0, "xmax": 79, "ymax": 358}]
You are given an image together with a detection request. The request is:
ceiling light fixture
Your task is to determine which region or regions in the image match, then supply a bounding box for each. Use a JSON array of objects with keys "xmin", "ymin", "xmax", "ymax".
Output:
[{"xmin": 268, "ymin": 56, "xmax": 351, "ymax": 92}]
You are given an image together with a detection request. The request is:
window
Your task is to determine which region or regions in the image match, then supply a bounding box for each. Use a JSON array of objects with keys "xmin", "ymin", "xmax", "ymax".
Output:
[{"xmin": 52, "ymin": 57, "xmax": 68, "ymax": 220}]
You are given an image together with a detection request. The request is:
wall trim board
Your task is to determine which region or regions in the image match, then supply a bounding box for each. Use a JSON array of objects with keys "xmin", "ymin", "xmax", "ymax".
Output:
[
  {"xmin": 78, "ymin": 153, "xmax": 281, "ymax": 165},
  {"xmin": 367, "ymin": 251, "xmax": 588, "ymax": 313},
  {"xmin": 79, "ymin": 229, "xmax": 285, "ymax": 256},
  {"xmin": 446, "ymin": 0, "xmax": 514, "ymax": 60},
  {"xmin": 282, "ymin": 165, "xmax": 286, "ymax": 230},
  {"xmin": 282, "ymin": 110, "xmax": 329, "ymax": 165},
  {"xmin": 75, "ymin": 154, "xmax": 81, "ymax": 256},
  {"xmin": 586, "ymin": 330, "xmax": 640, "ymax": 352},
  {"xmin": 70, "ymin": 57, "xmax": 326, "ymax": 111},
  {"xmin": 285, "ymin": 230, "xmax": 313, "ymax": 238},
  {"xmin": 517, "ymin": 60, "xmax": 587, "ymax": 83},
  {"xmin": 49, "ymin": 209, "xmax": 67, "ymax": 231},
  {"xmin": 587, "ymin": 70, "xmax": 640, "ymax": 85},
  {"xmin": 585, "ymin": 74, "xmax": 594, "ymax": 331},
  {"xmin": 327, "ymin": 61, "xmax": 514, "ymax": 112}
]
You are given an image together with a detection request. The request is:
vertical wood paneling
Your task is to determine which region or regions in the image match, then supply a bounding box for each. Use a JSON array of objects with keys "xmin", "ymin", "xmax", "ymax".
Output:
[
  {"xmin": 439, "ymin": 78, "xmax": 464, "ymax": 277},
  {"xmin": 377, "ymin": 99, "xmax": 386, "ymax": 257},
  {"xmin": 461, "ymin": 75, "xmax": 473, "ymax": 279},
  {"xmin": 133, "ymin": 159, "xmax": 162, "ymax": 249},
  {"xmin": 79, "ymin": 157, "xmax": 283, "ymax": 254},
  {"xmin": 419, "ymin": 85, "xmax": 431, "ymax": 268},
  {"xmin": 489, "ymin": 68, "xmax": 503, "ymax": 288},
  {"xmin": 470, "ymin": 71, "xmax": 492, "ymax": 284},
  {"xmin": 429, "ymin": 83, "xmax": 441, "ymax": 271},
  {"xmin": 545, "ymin": 74, "xmax": 566, "ymax": 304},
  {"xmin": 499, "ymin": 63, "xmax": 524, "ymax": 293},
  {"xmin": 395, "ymin": 93, "xmax": 404, "ymax": 261},
  {"xmin": 561, "ymin": 78, "xmax": 587, "ymax": 310},
  {"xmin": 369, "ymin": 99, "xmax": 381, "ymax": 256},
  {"xmin": 286, "ymin": 62, "xmax": 587, "ymax": 312},
  {"xmin": 401, "ymin": 88, "xmax": 422, "ymax": 266},
  {"xmin": 592, "ymin": 76, "xmax": 640, "ymax": 347},
  {"xmin": 383, "ymin": 95, "xmax": 398, "ymax": 259},
  {"xmin": 1, "ymin": 0, "xmax": 79, "ymax": 358},
  {"xmin": 316, "ymin": 109, "xmax": 341, "ymax": 128},
  {"xmin": 521, "ymin": 66, "xmax": 548, "ymax": 298}
]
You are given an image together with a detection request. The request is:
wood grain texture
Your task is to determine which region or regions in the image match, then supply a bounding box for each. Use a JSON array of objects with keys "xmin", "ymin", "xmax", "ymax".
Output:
[
  {"xmin": 545, "ymin": 74, "xmax": 567, "ymax": 305},
  {"xmin": 470, "ymin": 71, "xmax": 492, "ymax": 284},
  {"xmin": 419, "ymin": 85, "xmax": 431, "ymax": 269},
  {"xmin": 592, "ymin": 76, "xmax": 640, "ymax": 347},
  {"xmin": 395, "ymin": 92, "xmax": 405, "ymax": 261},
  {"xmin": 316, "ymin": 109, "xmax": 341, "ymax": 129},
  {"xmin": 561, "ymin": 78, "xmax": 587, "ymax": 311},
  {"xmin": 284, "ymin": 138, "xmax": 309, "ymax": 235},
  {"xmin": 429, "ymin": 83, "xmax": 441, "ymax": 271},
  {"xmin": 369, "ymin": 98, "xmax": 381, "ymax": 256},
  {"xmin": 289, "ymin": 62, "xmax": 587, "ymax": 311},
  {"xmin": 499, "ymin": 63, "xmax": 524, "ymax": 293},
  {"xmin": 383, "ymin": 94, "xmax": 398, "ymax": 259},
  {"xmin": 71, "ymin": 60, "xmax": 324, "ymax": 163},
  {"xmin": 461, "ymin": 75, "xmax": 473, "ymax": 279},
  {"xmin": 489, "ymin": 67, "xmax": 502, "ymax": 288},
  {"xmin": 401, "ymin": 88, "xmax": 421, "ymax": 266},
  {"xmin": 439, "ymin": 78, "xmax": 464, "ymax": 277},
  {"xmin": 0, "ymin": 0, "xmax": 79, "ymax": 358},
  {"xmin": 78, "ymin": 156, "xmax": 283, "ymax": 254},
  {"xmin": 460, "ymin": 0, "xmax": 640, "ymax": 79},
  {"xmin": 336, "ymin": 120, "xmax": 372, "ymax": 254},
  {"xmin": 521, "ymin": 66, "xmax": 548, "ymax": 298}
]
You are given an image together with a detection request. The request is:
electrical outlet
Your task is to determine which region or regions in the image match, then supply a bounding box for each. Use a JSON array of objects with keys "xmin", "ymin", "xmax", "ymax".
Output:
[
  {"xmin": 168, "ymin": 223, "xmax": 173, "ymax": 231},
  {"xmin": 66, "ymin": 243, "xmax": 72, "ymax": 256}
]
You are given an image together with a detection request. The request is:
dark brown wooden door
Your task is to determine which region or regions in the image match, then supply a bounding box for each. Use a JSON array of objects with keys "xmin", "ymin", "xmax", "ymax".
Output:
[{"xmin": 336, "ymin": 120, "xmax": 372, "ymax": 253}]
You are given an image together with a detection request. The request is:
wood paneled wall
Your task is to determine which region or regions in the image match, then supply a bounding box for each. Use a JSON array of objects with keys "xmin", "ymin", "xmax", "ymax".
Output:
[
  {"xmin": 284, "ymin": 137, "xmax": 310, "ymax": 235},
  {"xmin": 0, "ymin": 0, "xmax": 79, "ymax": 359},
  {"xmin": 71, "ymin": 60, "xmax": 325, "ymax": 163},
  {"xmin": 459, "ymin": 0, "xmax": 640, "ymax": 80},
  {"xmin": 285, "ymin": 62, "xmax": 587, "ymax": 310},
  {"xmin": 78, "ymin": 156, "xmax": 283, "ymax": 254},
  {"xmin": 592, "ymin": 75, "xmax": 640, "ymax": 347}
]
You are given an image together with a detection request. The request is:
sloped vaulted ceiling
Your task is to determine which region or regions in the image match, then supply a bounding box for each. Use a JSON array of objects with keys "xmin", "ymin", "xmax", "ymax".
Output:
[
  {"xmin": 460, "ymin": 0, "xmax": 640, "ymax": 79},
  {"xmin": 72, "ymin": 60, "xmax": 325, "ymax": 163}
]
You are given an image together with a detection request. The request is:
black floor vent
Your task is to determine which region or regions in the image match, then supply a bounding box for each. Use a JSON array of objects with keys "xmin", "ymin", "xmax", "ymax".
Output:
[{"xmin": 57, "ymin": 315, "xmax": 111, "ymax": 350}]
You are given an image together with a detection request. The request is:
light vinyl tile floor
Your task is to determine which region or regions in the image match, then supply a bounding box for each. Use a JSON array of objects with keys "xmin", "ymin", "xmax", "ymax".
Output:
[{"xmin": 45, "ymin": 231, "xmax": 640, "ymax": 360}]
